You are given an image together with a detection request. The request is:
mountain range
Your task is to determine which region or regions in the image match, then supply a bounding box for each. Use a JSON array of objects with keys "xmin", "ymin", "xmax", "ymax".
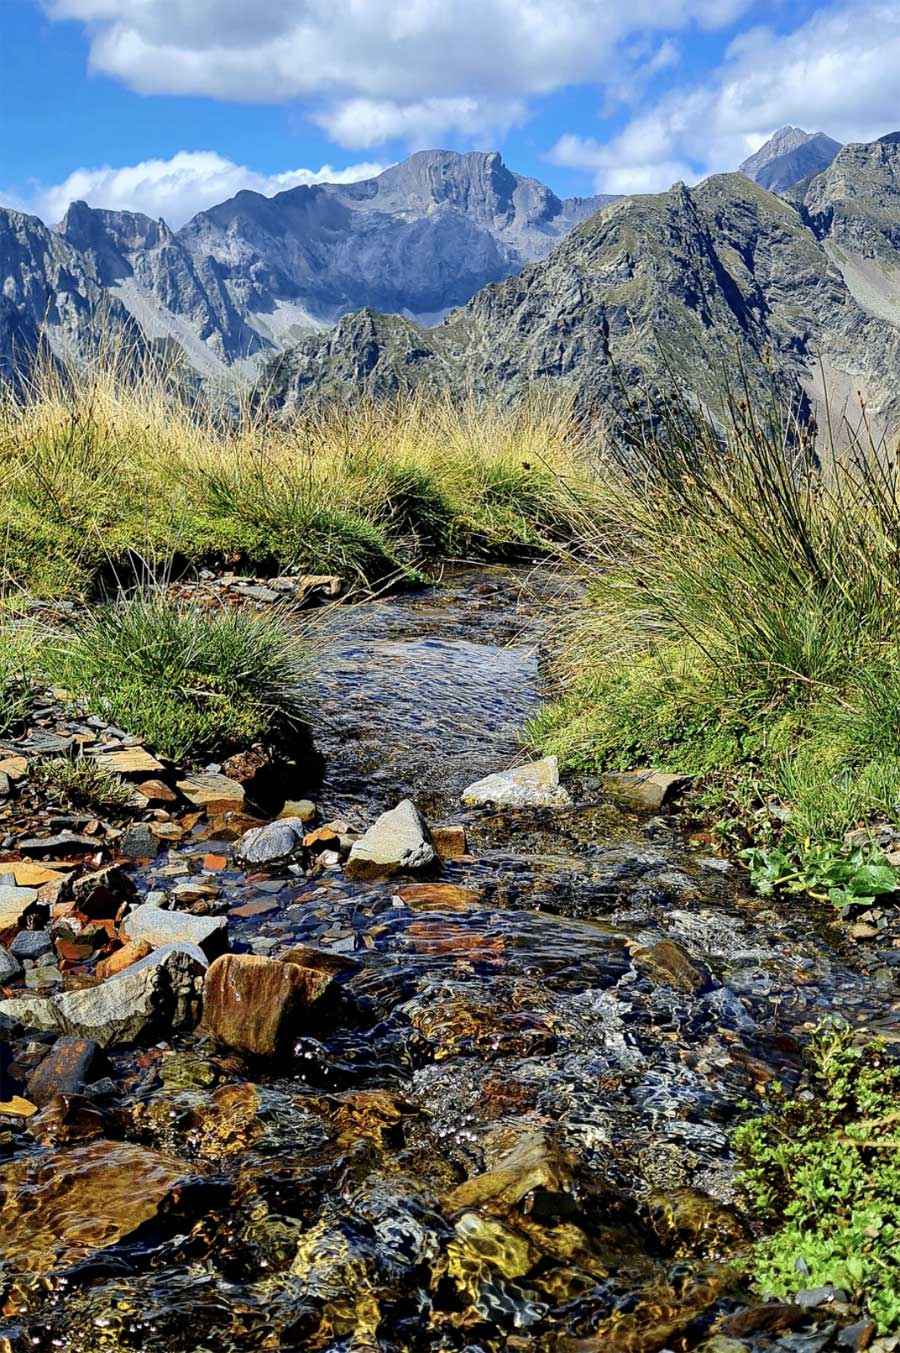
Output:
[
  {"xmin": 8, "ymin": 124, "xmax": 900, "ymax": 436},
  {"xmin": 0, "ymin": 151, "xmax": 612, "ymax": 380}
]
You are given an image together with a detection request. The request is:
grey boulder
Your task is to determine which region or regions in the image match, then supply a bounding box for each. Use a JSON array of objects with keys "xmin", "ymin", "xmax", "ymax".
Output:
[
  {"xmin": 122, "ymin": 902, "xmax": 227, "ymax": 959},
  {"xmin": 0, "ymin": 945, "xmax": 22, "ymax": 983},
  {"xmin": 344, "ymin": 800, "xmax": 436, "ymax": 882},
  {"xmin": 462, "ymin": 757, "xmax": 572, "ymax": 809},
  {"xmin": 234, "ymin": 817, "xmax": 307, "ymax": 869},
  {"xmin": 0, "ymin": 943, "xmax": 204, "ymax": 1048}
]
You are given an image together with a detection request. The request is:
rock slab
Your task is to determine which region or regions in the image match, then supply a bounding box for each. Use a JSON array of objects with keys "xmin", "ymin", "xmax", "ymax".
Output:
[
  {"xmin": 122, "ymin": 902, "xmax": 227, "ymax": 959},
  {"xmin": 344, "ymin": 800, "xmax": 436, "ymax": 881},
  {"xmin": 601, "ymin": 770, "xmax": 689, "ymax": 812},
  {"xmin": 0, "ymin": 944, "xmax": 204, "ymax": 1047},
  {"xmin": 203, "ymin": 952, "xmax": 336, "ymax": 1057},
  {"xmin": 234, "ymin": 817, "xmax": 307, "ymax": 870},
  {"xmin": 26, "ymin": 1035, "xmax": 104, "ymax": 1106},
  {"xmin": 462, "ymin": 758, "xmax": 571, "ymax": 809}
]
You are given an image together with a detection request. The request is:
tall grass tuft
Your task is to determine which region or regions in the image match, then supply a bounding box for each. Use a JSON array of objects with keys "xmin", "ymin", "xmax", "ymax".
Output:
[
  {"xmin": 46, "ymin": 592, "xmax": 310, "ymax": 763},
  {"xmin": 530, "ymin": 379, "xmax": 900, "ymax": 855},
  {"xmin": 0, "ymin": 347, "xmax": 600, "ymax": 596}
]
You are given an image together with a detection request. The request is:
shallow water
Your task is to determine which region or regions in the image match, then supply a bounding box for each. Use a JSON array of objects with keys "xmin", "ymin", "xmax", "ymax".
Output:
[{"xmin": 2, "ymin": 567, "xmax": 898, "ymax": 1352}]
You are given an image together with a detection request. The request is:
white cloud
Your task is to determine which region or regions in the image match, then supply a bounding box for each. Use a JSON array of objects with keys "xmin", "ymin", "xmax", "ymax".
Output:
[
  {"xmin": 18, "ymin": 151, "xmax": 387, "ymax": 229},
  {"xmin": 551, "ymin": 1, "xmax": 900, "ymax": 194},
  {"xmin": 314, "ymin": 97, "xmax": 527, "ymax": 150},
  {"xmin": 42, "ymin": 0, "xmax": 756, "ymax": 147}
]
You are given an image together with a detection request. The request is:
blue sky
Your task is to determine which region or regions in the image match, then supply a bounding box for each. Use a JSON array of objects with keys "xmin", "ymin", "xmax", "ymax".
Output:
[{"xmin": 2, "ymin": 0, "xmax": 897, "ymax": 227}]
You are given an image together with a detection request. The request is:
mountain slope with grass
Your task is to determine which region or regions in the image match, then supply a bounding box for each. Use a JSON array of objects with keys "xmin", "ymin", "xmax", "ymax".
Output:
[{"xmin": 270, "ymin": 134, "xmax": 900, "ymax": 434}]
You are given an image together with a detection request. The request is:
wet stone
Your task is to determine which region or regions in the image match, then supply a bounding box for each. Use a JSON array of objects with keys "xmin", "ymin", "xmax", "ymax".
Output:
[
  {"xmin": 344, "ymin": 799, "xmax": 436, "ymax": 881},
  {"xmin": 202, "ymin": 952, "xmax": 337, "ymax": 1057},
  {"xmin": 26, "ymin": 1035, "xmax": 105, "ymax": 1106},
  {"xmin": 632, "ymin": 938, "xmax": 710, "ymax": 993},
  {"xmin": 119, "ymin": 823, "xmax": 160, "ymax": 859},
  {"xmin": 602, "ymin": 769, "xmax": 690, "ymax": 811},
  {"xmin": 234, "ymin": 817, "xmax": 307, "ymax": 869},
  {"xmin": 122, "ymin": 902, "xmax": 228, "ymax": 959},
  {"xmin": 462, "ymin": 756, "xmax": 572, "ymax": 809},
  {"xmin": 0, "ymin": 946, "xmax": 21, "ymax": 982}
]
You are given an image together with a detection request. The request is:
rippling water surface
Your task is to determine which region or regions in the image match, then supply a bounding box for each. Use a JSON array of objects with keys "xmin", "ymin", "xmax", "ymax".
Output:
[{"xmin": 4, "ymin": 568, "xmax": 898, "ymax": 1353}]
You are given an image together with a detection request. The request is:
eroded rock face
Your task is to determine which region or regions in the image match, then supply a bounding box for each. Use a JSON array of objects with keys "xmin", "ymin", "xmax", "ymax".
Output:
[
  {"xmin": 462, "ymin": 758, "xmax": 571, "ymax": 809},
  {"xmin": 601, "ymin": 770, "xmax": 689, "ymax": 812},
  {"xmin": 202, "ymin": 952, "xmax": 336, "ymax": 1057},
  {"xmin": 0, "ymin": 1139, "xmax": 199, "ymax": 1273},
  {"xmin": 26, "ymin": 1035, "xmax": 105, "ymax": 1106},
  {"xmin": 0, "ymin": 943, "xmax": 204, "ymax": 1047},
  {"xmin": 344, "ymin": 800, "xmax": 437, "ymax": 882}
]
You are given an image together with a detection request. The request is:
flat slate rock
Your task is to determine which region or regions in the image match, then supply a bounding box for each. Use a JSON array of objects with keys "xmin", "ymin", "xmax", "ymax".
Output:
[
  {"xmin": 462, "ymin": 757, "xmax": 572, "ymax": 809},
  {"xmin": 17, "ymin": 833, "xmax": 99, "ymax": 857},
  {"xmin": 90, "ymin": 746, "xmax": 164, "ymax": 776},
  {"xmin": 177, "ymin": 773, "xmax": 245, "ymax": 807},
  {"xmin": 601, "ymin": 770, "xmax": 689, "ymax": 811},
  {"xmin": 122, "ymin": 904, "xmax": 227, "ymax": 959}
]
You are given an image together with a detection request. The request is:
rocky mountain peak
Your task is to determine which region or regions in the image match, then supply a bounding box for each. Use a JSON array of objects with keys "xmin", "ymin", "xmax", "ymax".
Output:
[{"xmin": 740, "ymin": 126, "xmax": 842, "ymax": 194}]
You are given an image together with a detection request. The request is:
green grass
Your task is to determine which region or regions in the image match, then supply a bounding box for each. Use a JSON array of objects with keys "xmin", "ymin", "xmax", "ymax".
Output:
[
  {"xmin": 45, "ymin": 594, "xmax": 309, "ymax": 763},
  {"xmin": 0, "ymin": 351, "xmax": 600, "ymax": 596},
  {"xmin": 528, "ymin": 380, "xmax": 900, "ymax": 904},
  {"xmin": 28, "ymin": 754, "xmax": 136, "ymax": 815},
  {"xmin": 737, "ymin": 1024, "xmax": 900, "ymax": 1332},
  {"xmin": 0, "ymin": 622, "xmax": 41, "ymax": 737}
]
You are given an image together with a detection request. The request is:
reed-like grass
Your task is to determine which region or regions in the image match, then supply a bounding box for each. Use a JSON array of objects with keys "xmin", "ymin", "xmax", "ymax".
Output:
[
  {"xmin": 0, "ymin": 347, "xmax": 599, "ymax": 596},
  {"xmin": 529, "ymin": 381, "xmax": 900, "ymax": 868}
]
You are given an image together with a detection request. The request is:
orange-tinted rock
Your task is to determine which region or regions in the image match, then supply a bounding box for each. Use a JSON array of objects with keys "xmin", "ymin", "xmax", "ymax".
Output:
[
  {"xmin": 202, "ymin": 953, "xmax": 336, "ymax": 1056},
  {"xmin": 203, "ymin": 854, "xmax": 228, "ymax": 872},
  {"xmin": 397, "ymin": 882, "xmax": 482, "ymax": 912},
  {"xmin": 303, "ymin": 827, "xmax": 341, "ymax": 855},
  {"xmin": 95, "ymin": 939, "xmax": 153, "ymax": 978},
  {"xmin": 408, "ymin": 920, "xmax": 504, "ymax": 960},
  {"xmin": 229, "ymin": 899, "xmax": 279, "ymax": 919},
  {"xmin": 430, "ymin": 825, "xmax": 468, "ymax": 860},
  {"xmin": 26, "ymin": 1036, "xmax": 105, "ymax": 1107},
  {"xmin": 136, "ymin": 779, "xmax": 178, "ymax": 803},
  {"xmin": 0, "ymin": 1139, "xmax": 198, "ymax": 1273}
]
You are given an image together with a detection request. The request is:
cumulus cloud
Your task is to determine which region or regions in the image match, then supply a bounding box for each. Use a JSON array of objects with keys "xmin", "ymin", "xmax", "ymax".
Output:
[
  {"xmin": 42, "ymin": 0, "xmax": 755, "ymax": 146},
  {"xmin": 20, "ymin": 151, "xmax": 387, "ymax": 228},
  {"xmin": 550, "ymin": 0, "xmax": 900, "ymax": 193}
]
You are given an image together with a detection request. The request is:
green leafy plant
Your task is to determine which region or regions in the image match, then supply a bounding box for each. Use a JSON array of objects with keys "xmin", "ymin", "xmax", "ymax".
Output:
[
  {"xmin": 742, "ymin": 841, "xmax": 900, "ymax": 909},
  {"xmin": 29, "ymin": 754, "xmax": 135, "ymax": 815},
  {"xmin": 737, "ymin": 1025, "xmax": 900, "ymax": 1332}
]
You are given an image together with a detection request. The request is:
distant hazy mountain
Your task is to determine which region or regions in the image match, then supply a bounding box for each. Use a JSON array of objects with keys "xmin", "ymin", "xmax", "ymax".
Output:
[
  {"xmin": 740, "ymin": 126, "xmax": 842, "ymax": 194},
  {"xmin": 0, "ymin": 150, "xmax": 615, "ymax": 379},
  {"xmin": 267, "ymin": 133, "xmax": 900, "ymax": 438}
]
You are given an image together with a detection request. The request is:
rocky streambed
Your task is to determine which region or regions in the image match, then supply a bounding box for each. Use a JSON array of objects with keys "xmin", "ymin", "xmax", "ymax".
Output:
[{"xmin": 0, "ymin": 567, "xmax": 897, "ymax": 1353}]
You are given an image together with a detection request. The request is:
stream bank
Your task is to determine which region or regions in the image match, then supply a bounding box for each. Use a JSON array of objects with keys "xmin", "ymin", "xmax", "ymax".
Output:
[{"xmin": 0, "ymin": 566, "xmax": 896, "ymax": 1352}]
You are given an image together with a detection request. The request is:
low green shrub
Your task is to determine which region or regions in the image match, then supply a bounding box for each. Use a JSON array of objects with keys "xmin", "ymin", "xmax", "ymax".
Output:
[
  {"xmin": 737, "ymin": 1025, "xmax": 900, "ymax": 1332},
  {"xmin": 46, "ymin": 594, "xmax": 308, "ymax": 763}
]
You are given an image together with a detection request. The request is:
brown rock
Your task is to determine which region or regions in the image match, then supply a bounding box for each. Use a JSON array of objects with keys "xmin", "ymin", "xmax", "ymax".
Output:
[
  {"xmin": 443, "ymin": 1131, "xmax": 577, "ymax": 1218},
  {"xmin": 602, "ymin": 770, "xmax": 690, "ymax": 811},
  {"xmin": 176, "ymin": 773, "xmax": 245, "ymax": 809},
  {"xmin": 396, "ymin": 882, "xmax": 482, "ymax": 912},
  {"xmin": 430, "ymin": 825, "xmax": 468, "ymax": 860},
  {"xmin": 229, "ymin": 899, "xmax": 279, "ymax": 919},
  {"xmin": 95, "ymin": 939, "xmax": 153, "ymax": 978},
  {"xmin": 1, "ymin": 863, "xmax": 68, "ymax": 887},
  {"xmin": 91, "ymin": 747, "xmax": 164, "ymax": 777},
  {"xmin": 0, "ymin": 1139, "xmax": 199, "ymax": 1273},
  {"xmin": 72, "ymin": 863, "xmax": 137, "ymax": 919},
  {"xmin": 632, "ymin": 939, "xmax": 708, "ymax": 993},
  {"xmin": 303, "ymin": 827, "xmax": 341, "ymax": 855},
  {"xmin": 0, "ymin": 756, "xmax": 28, "ymax": 781},
  {"xmin": 136, "ymin": 779, "xmax": 178, "ymax": 803},
  {"xmin": 279, "ymin": 945, "xmax": 360, "ymax": 976},
  {"xmin": 26, "ymin": 1035, "xmax": 105, "ymax": 1107},
  {"xmin": 202, "ymin": 952, "xmax": 336, "ymax": 1056},
  {"xmin": 221, "ymin": 746, "xmax": 271, "ymax": 788}
]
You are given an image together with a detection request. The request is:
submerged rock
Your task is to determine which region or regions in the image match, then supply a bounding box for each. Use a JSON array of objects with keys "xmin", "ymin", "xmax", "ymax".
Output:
[
  {"xmin": 202, "ymin": 952, "xmax": 337, "ymax": 1056},
  {"xmin": 462, "ymin": 757, "xmax": 572, "ymax": 808},
  {"xmin": 344, "ymin": 799, "xmax": 436, "ymax": 881},
  {"xmin": 26, "ymin": 1035, "xmax": 105, "ymax": 1106},
  {"xmin": 234, "ymin": 816, "xmax": 307, "ymax": 869},
  {"xmin": 0, "ymin": 943, "xmax": 204, "ymax": 1047},
  {"xmin": 0, "ymin": 1139, "xmax": 200, "ymax": 1274}
]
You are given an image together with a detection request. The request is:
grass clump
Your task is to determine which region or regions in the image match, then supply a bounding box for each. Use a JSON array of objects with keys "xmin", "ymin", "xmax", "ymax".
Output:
[
  {"xmin": 737, "ymin": 1025, "xmax": 900, "ymax": 1331},
  {"xmin": 0, "ymin": 348, "xmax": 599, "ymax": 596},
  {"xmin": 29, "ymin": 755, "xmax": 135, "ymax": 815},
  {"xmin": 0, "ymin": 622, "xmax": 41, "ymax": 736},
  {"xmin": 528, "ymin": 381, "xmax": 900, "ymax": 901},
  {"xmin": 46, "ymin": 593, "xmax": 308, "ymax": 763}
]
